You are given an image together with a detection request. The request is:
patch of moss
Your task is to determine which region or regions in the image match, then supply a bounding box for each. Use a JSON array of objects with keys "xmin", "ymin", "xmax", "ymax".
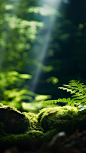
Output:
[
  {"xmin": 1, "ymin": 104, "xmax": 86, "ymax": 150},
  {"xmin": 37, "ymin": 106, "xmax": 85, "ymax": 135},
  {"xmin": 0, "ymin": 128, "xmax": 62, "ymax": 151},
  {"xmin": 0, "ymin": 130, "xmax": 44, "ymax": 150},
  {"xmin": 23, "ymin": 112, "xmax": 44, "ymax": 132}
]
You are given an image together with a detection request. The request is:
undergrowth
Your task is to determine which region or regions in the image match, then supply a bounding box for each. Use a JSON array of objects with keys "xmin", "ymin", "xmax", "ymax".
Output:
[{"xmin": 43, "ymin": 80, "xmax": 86, "ymax": 111}]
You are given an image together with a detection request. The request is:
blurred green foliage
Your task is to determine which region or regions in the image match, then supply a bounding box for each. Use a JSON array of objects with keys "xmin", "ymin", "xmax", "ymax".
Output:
[
  {"xmin": 0, "ymin": 0, "xmax": 86, "ymax": 111},
  {"xmin": 0, "ymin": 71, "xmax": 33, "ymax": 108},
  {"xmin": 0, "ymin": 0, "xmax": 59, "ymax": 111},
  {"xmin": 0, "ymin": 70, "xmax": 52, "ymax": 112}
]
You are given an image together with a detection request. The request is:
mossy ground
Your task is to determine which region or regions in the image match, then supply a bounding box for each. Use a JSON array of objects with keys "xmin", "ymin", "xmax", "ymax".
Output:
[
  {"xmin": 37, "ymin": 106, "xmax": 79, "ymax": 133},
  {"xmin": 0, "ymin": 105, "xmax": 86, "ymax": 150},
  {"xmin": 37, "ymin": 106, "xmax": 86, "ymax": 135}
]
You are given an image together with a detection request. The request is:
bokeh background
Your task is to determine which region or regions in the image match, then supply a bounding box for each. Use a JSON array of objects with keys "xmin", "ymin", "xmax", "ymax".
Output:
[{"xmin": 0, "ymin": 0, "xmax": 86, "ymax": 112}]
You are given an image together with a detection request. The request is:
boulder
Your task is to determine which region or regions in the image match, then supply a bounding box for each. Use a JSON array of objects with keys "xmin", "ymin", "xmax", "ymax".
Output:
[{"xmin": 0, "ymin": 105, "xmax": 29, "ymax": 134}]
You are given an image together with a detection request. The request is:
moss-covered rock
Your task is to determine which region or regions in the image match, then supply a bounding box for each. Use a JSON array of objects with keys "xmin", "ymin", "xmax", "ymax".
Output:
[
  {"xmin": 0, "ymin": 130, "xmax": 44, "ymax": 150},
  {"xmin": 37, "ymin": 106, "xmax": 86, "ymax": 135},
  {"xmin": 0, "ymin": 129, "xmax": 59, "ymax": 151},
  {"xmin": 23, "ymin": 112, "xmax": 43, "ymax": 132},
  {"xmin": 0, "ymin": 104, "xmax": 29, "ymax": 134},
  {"xmin": 0, "ymin": 104, "xmax": 86, "ymax": 151}
]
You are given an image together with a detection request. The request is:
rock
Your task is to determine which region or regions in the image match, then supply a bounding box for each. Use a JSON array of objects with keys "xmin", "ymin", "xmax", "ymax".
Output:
[
  {"xmin": 0, "ymin": 106, "xmax": 29, "ymax": 134},
  {"xmin": 37, "ymin": 106, "xmax": 79, "ymax": 135},
  {"xmin": 48, "ymin": 131, "xmax": 67, "ymax": 147}
]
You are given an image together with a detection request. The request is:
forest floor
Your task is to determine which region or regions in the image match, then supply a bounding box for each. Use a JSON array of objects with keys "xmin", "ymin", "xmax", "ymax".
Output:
[{"xmin": 0, "ymin": 105, "xmax": 86, "ymax": 153}]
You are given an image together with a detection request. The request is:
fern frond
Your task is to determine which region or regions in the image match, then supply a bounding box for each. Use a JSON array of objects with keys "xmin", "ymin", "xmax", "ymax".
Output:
[
  {"xmin": 58, "ymin": 80, "xmax": 86, "ymax": 108},
  {"xmin": 43, "ymin": 80, "xmax": 86, "ymax": 111},
  {"xmin": 43, "ymin": 100, "xmax": 58, "ymax": 105}
]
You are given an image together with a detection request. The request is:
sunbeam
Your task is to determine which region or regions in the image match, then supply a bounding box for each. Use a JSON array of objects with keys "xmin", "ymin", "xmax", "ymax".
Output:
[{"xmin": 31, "ymin": 0, "xmax": 62, "ymax": 93}]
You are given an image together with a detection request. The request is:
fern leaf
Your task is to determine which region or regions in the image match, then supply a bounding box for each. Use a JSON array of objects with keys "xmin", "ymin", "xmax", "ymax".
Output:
[
  {"xmin": 43, "ymin": 80, "xmax": 86, "ymax": 110},
  {"xmin": 43, "ymin": 100, "xmax": 58, "ymax": 105},
  {"xmin": 58, "ymin": 80, "xmax": 86, "ymax": 108}
]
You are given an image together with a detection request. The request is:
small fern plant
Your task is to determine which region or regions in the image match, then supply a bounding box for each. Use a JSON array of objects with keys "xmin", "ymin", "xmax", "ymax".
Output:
[{"xmin": 43, "ymin": 80, "xmax": 86, "ymax": 111}]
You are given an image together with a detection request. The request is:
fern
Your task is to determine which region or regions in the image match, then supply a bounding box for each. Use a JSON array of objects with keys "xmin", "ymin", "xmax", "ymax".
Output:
[
  {"xmin": 43, "ymin": 80, "xmax": 86, "ymax": 110},
  {"xmin": 58, "ymin": 80, "xmax": 86, "ymax": 106}
]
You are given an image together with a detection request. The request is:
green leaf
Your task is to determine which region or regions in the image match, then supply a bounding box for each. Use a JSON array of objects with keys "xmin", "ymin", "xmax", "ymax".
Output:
[{"xmin": 19, "ymin": 74, "xmax": 32, "ymax": 79}]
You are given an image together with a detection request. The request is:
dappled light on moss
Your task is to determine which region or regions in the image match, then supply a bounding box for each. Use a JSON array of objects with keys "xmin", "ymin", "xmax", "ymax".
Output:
[{"xmin": 37, "ymin": 106, "xmax": 80, "ymax": 134}]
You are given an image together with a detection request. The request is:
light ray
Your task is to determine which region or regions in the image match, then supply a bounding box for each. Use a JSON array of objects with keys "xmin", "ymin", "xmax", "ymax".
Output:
[{"xmin": 31, "ymin": 0, "xmax": 62, "ymax": 92}]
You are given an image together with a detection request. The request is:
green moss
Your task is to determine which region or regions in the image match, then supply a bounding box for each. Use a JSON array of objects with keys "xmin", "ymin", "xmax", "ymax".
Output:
[
  {"xmin": 0, "ymin": 128, "xmax": 63, "ymax": 150},
  {"xmin": 0, "ymin": 104, "xmax": 86, "ymax": 150},
  {"xmin": 23, "ymin": 112, "xmax": 44, "ymax": 132},
  {"xmin": 0, "ymin": 130, "xmax": 44, "ymax": 149},
  {"xmin": 37, "ymin": 106, "xmax": 85, "ymax": 135}
]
